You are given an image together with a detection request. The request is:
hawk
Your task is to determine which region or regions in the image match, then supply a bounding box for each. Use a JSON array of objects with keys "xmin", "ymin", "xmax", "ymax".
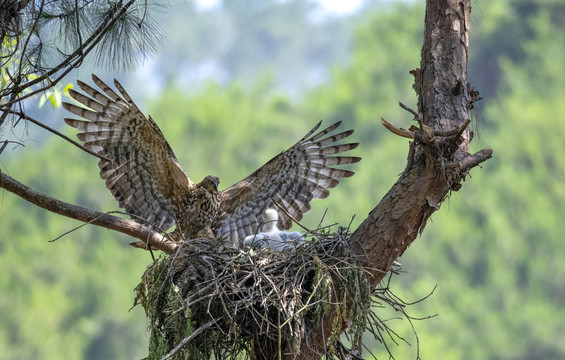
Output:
[{"xmin": 63, "ymin": 75, "xmax": 361, "ymax": 247}]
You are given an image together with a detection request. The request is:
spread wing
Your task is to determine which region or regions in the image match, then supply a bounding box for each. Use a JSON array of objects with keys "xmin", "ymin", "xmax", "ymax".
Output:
[
  {"xmin": 63, "ymin": 74, "xmax": 192, "ymax": 230},
  {"xmin": 213, "ymin": 121, "xmax": 361, "ymax": 245}
]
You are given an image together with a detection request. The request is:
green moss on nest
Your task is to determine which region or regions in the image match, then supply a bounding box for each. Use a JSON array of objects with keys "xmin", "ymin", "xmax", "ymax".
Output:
[{"xmin": 134, "ymin": 231, "xmax": 401, "ymax": 359}]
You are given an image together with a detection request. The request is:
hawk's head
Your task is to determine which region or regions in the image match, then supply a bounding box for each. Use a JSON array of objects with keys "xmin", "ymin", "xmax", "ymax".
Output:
[{"xmin": 199, "ymin": 175, "xmax": 220, "ymax": 193}]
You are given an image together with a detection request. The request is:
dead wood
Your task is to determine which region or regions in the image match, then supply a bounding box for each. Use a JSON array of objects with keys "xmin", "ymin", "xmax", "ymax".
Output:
[
  {"xmin": 0, "ymin": 0, "xmax": 493, "ymax": 358},
  {"xmin": 0, "ymin": 170, "xmax": 178, "ymax": 253},
  {"xmin": 293, "ymin": 1, "xmax": 492, "ymax": 358}
]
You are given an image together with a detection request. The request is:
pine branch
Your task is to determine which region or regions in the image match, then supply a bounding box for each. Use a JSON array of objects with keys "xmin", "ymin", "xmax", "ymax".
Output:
[{"xmin": 0, "ymin": 0, "xmax": 163, "ymax": 128}]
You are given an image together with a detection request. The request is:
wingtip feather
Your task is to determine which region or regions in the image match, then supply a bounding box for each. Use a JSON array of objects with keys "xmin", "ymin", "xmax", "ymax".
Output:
[
  {"xmin": 77, "ymin": 79, "xmax": 88, "ymax": 90},
  {"xmin": 341, "ymin": 170, "xmax": 355, "ymax": 178},
  {"xmin": 91, "ymin": 73, "xmax": 103, "ymax": 84},
  {"xmin": 66, "ymin": 88, "xmax": 80, "ymax": 100}
]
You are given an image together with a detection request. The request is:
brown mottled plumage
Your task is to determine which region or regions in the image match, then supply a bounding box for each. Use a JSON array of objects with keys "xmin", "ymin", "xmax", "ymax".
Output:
[
  {"xmin": 63, "ymin": 75, "xmax": 361, "ymax": 246},
  {"xmin": 176, "ymin": 176, "xmax": 222, "ymax": 240}
]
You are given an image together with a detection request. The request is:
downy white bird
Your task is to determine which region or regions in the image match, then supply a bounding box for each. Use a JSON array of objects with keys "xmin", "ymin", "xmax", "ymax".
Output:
[{"xmin": 243, "ymin": 209, "xmax": 304, "ymax": 251}]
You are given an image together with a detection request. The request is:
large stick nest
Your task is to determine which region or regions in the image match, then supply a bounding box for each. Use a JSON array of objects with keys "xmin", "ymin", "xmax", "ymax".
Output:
[{"xmin": 134, "ymin": 230, "xmax": 417, "ymax": 360}]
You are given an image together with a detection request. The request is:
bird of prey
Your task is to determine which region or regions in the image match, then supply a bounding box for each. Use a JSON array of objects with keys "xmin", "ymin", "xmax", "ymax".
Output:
[{"xmin": 63, "ymin": 75, "xmax": 361, "ymax": 247}]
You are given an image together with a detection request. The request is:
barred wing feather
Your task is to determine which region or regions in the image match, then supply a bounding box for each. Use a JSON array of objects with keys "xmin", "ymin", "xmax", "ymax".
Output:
[
  {"xmin": 64, "ymin": 75, "xmax": 361, "ymax": 246},
  {"xmin": 63, "ymin": 75, "xmax": 192, "ymax": 230},
  {"xmin": 214, "ymin": 121, "xmax": 361, "ymax": 245}
]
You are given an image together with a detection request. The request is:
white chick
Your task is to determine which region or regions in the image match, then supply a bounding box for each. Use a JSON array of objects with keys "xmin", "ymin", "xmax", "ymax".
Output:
[{"xmin": 243, "ymin": 208, "xmax": 304, "ymax": 251}]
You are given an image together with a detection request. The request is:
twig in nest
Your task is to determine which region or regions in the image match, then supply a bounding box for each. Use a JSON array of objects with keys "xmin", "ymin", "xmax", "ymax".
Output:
[
  {"xmin": 273, "ymin": 201, "xmax": 314, "ymax": 234},
  {"xmin": 135, "ymin": 229, "xmax": 437, "ymax": 360},
  {"xmin": 136, "ymin": 233, "xmax": 374, "ymax": 359},
  {"xmin": 335, "ymin": 339, "xmax": 364, "ymax": 360},
  {"xmin": 160, "ymin": 320, "xmax": 215, "ymax": 360},
  {"xmin": 345, "ymin": 214, "xmax": 356, "ymax": 233},
  {"xmin": 316, "ymin": 208, "xmax": 328, "ymax": 231}
]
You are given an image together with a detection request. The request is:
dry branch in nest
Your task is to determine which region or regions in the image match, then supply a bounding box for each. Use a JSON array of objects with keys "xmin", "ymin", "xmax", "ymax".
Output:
[{"xmin": 134, "ymin": 230, "xmax": 424, "ymax": 360}]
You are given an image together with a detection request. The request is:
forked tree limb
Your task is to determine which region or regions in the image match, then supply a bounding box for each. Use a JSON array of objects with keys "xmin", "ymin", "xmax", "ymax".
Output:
[
  {"xmin": 0, "ymin": 171, "xmax": 177, "ymax": 254},
  {"xmin": 0, "ymin": 0, "xmax": 493, "ymax": 358},
  {"xmin": 357, "ymin": 0, "xmax": 491, "ymax": 288},
  {"xmin": 295, "ymin": 0, "xmax": 492, "ymax": 358}
]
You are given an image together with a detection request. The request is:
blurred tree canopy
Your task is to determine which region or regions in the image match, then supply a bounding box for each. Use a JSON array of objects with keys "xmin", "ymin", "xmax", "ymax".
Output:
[{"xmin": 1, "ymin": 0, "xmax": 564, "ymax": 359}]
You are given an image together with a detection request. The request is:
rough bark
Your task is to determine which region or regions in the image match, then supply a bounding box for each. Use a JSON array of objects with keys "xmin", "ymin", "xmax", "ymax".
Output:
[
  {"xmin": 0, "ymin": 170, "xmax": 176, "ymax": 253},
  {"xmin": 295, "ymin": 0, "xmax": 492, "ymax": 358},
  {"xmin": 0, "ymin": 0, "xmax": 492, "ymax": 358}
]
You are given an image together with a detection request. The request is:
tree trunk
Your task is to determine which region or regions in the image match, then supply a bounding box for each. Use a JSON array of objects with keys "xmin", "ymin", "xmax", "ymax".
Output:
[
  {"xmin": 0, "ymin": 1, "xmax": 492, "ymax": 358},
  {"xmin": 295, "ymin": 0, "xmax": 491, "ymax": 358}
]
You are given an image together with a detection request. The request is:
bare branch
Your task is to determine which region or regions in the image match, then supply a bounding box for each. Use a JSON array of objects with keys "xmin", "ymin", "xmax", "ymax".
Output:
[
  {"xmin": 399, "ymin": 101, "xmax": 419, "ymax": 118},
  {"xmin": 9, "ymin": 111, "xmax": 111, "ymax": 162},
  {"xmin": 0, "ymin": 140, "xmax": 24, "ymax": 155},
  {"xmin": 434, "ymin": 119, "xmax": 470, "ymax": 137},
  {"xmin": 460, "ymin": 148, "xmax": 493, "ymax": 172},
  {"xmin": 381, "ymin": 117, "xmax": 414, "ymax": 139},
  {"xmin": 295, "ymin": 1, "xmax": 491, "ymax": 357},
  {"xmin": 0, "ymin": 170, "xmax": 177, "ymax": 254}
]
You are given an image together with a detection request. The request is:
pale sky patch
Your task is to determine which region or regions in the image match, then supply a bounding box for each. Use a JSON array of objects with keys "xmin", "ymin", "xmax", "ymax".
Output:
[
  {"xmin": 316, "ymin": 0, "xmax": 364, "ymax": 14},
  {"xmin": 195, "ymin": 0, "xmax": 364, "ymax": 15}
]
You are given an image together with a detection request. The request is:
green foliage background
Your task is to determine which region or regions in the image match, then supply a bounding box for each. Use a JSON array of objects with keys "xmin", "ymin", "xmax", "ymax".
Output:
[{"xmin": 1, "ymin": 0, "xmax": 564, "ymax": 359}]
